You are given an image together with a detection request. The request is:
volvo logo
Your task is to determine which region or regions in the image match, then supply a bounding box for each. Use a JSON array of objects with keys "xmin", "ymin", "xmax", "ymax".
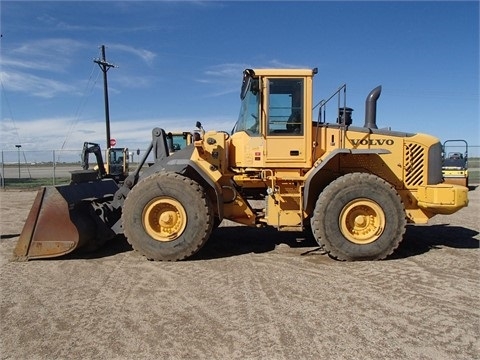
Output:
[{"xmin": 349, "ymin": 138, "xmax": 395, "ymax": 146}]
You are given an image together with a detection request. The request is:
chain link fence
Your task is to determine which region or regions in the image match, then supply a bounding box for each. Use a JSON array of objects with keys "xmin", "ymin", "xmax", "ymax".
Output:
[
  {"xmin": 0, "ymin": 149, "xmax": 149, "ymax": 189},
  {"xmin": 1, "ymin": 146, "xmax": 479, "ymax": 189}
]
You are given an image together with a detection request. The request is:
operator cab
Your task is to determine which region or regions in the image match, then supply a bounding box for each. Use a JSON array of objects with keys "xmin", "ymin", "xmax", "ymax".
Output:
[
  {"xmin": 107, "ymin": 147, "xmax": 129, "ymax": 180},
  {"xmin": 230, "ymin": 68, "xmax": 316, "ymax": 168}
]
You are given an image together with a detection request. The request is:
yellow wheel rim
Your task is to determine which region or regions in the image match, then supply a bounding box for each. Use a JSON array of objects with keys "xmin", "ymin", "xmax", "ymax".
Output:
[
  {"xmin": 339, "ymin": 198, "xmax": 385, "ymax": 244},
  {"xmin": 142, "ymin": 197, "xmax": 187, "ymax": 242}
]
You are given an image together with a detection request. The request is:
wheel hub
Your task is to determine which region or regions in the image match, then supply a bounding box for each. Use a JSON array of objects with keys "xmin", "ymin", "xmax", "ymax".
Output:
[
  {"xmin": 339, "ymin": 198, "xmax": 385, "ymax": 244},
  {"xmin": 142, "ymin": 197, "xmax": 187, "ymax": 242},
  {"xmin": 354, "ymin": 215, "xmax": 366, "ymax": 226},
  {"xmin": 160, "ymin": 211, "xmax": 176, "ymax": 226}
]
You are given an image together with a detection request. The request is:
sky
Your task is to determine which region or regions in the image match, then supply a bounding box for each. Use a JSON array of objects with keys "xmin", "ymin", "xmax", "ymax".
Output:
[{"xmin": 1, "ymin": 0, "xmax": 479, "ymax": 161}]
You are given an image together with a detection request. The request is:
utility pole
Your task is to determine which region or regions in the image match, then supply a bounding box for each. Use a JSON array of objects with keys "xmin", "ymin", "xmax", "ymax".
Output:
[{"xmin": 94, "ymin": 45, "xmax": 115, "ymax": 149}]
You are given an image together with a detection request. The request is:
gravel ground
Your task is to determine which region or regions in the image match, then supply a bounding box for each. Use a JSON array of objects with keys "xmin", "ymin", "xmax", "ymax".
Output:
[{"xmin": 0, "ymin": 185, "xmax": 479, "ymax": 360}]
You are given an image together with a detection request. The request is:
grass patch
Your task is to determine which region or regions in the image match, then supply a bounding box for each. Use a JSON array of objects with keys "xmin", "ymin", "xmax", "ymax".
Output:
[
  {"xmin": 2, "ymin": 178, "xmax": 71, "ymax": 189},
  {"xmin": 468, "ymin": 169, "xmax": 479, "ymax": 184},
  {"xmin": 468, "ymin": 158, "xmax": 480, "ymax": 168}
]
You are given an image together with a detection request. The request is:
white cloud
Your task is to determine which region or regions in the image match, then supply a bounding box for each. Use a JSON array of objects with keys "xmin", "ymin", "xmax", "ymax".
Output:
[
  {"xmin": 267, "ymin": 59, "xmax": 310, "ymax": 69},
  {"xmin": 204, "ymin": 63, "xmax": 247, "ymax": 78},
  {"xmin": 201, "ymin": 63, "xmax": 247, "ymax": 83},
  {"xmin": 0, "ymin": 71, "xmax": 77, "ymax": 98},
  {"xmin": 9, "ymin": 38, "xmax": 87, "ymax": 73},
  {"xmin": 108, "ymin": 44, "xmax": 157, "ymax": 66},
  {"xmin": 1, "ymin": 38, "xmax": 158, "ymax": 99},
  {"xmin": 0, "ymin": 38, "xmax": 90, "ymax": 98},
  {"xmin": 0, "ymin": 114, "xmax": 237, "ymax": 155},
  {"xmin": 0, "ymin": 58, "xmax": 58, "ymax": 72},
  {"xmin": 113, "ymin": 74, "xmax": 154, "ymax": 89},
  {"xmin": 192, "ymin": 63, "xmax": 247, "ymax": 98}
]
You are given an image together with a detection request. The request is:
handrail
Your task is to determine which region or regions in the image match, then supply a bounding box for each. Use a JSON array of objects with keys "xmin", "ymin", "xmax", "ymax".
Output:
[
  {"xmin": 312, "ymin": 84, "xmax": 348, "ymax": 159},
  {"xmin": 312, "ymin": 83, "xmax": 347, "ymax": 124}
]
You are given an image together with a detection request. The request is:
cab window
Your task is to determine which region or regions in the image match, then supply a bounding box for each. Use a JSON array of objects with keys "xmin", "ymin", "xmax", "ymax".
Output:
[{"xmin": 267, "ymin": 78, "xmax": 304, "ymax": 136}]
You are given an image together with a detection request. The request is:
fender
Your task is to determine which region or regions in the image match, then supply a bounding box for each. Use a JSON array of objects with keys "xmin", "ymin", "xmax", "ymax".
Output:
[
  {"xmin": 154, "ymin": 151, "xmax": 225, "ymax": 221},
  {"xmin": 182, "ymin": 160, "xmax": 224, "ymax": 221},
  {"xmin": 303, "ymin": 148, "xmax": 391, "ymax": 212},
  {"xmin": 115, "ymin": 139, "xmax": 224, "ymax": 222}
]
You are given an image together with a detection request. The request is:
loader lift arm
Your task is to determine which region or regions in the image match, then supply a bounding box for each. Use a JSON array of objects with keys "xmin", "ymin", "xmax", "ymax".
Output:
[{"xmin": 81, "ymin": 142, "xmax": 107, "ymax": 178}]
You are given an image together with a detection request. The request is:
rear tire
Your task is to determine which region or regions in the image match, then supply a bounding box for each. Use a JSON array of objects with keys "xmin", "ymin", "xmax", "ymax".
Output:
[
  {"xmin": 310, "ymin": 173, "xmax": 406, "ymax": 261},
  {"xmin": 122, "ymin": 172, "xmax": 213, "ymax": 261}
]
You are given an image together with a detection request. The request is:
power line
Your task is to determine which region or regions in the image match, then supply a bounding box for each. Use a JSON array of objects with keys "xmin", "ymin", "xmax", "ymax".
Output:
[
  {"xmin": 60, "ymin": 62, "xmax": 101, "ymax": 150},
  {"xmin": 1, "ymin": 78, "xmax": 24, "ymax": 146}
]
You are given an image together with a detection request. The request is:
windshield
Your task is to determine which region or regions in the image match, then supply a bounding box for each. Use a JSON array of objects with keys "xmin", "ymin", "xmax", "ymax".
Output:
[
  {"xmin": 109, "ymin": 148, "xmax": 125, "ymax": 164},
  {"xmin": 232, "ymin": 78, "xmax": 260, "ymax": 135},
  {"xmin": 108, "ymin": 148, "xmax": 126, "ymax": 175},
  {"xmin": 171, "ymin": 133, "xmax": 189, "ymax": 150}
]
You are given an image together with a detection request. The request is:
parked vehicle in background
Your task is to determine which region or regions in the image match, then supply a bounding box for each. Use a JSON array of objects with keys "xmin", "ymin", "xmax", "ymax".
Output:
[{"xmin": 442, "ymin": 139, "xmax": 469, "ymax": 187}]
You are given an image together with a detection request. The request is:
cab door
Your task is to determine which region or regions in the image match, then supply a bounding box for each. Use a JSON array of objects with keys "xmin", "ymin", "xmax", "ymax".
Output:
[{"xmin": 264, "ymin": 78, "xmax": 308, "ymax": 166}]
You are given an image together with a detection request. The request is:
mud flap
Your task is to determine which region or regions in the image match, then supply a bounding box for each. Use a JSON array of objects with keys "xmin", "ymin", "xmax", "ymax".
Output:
[{"xmin": 13, "ymin": 179, "xmax": 120, "ymax": 261}]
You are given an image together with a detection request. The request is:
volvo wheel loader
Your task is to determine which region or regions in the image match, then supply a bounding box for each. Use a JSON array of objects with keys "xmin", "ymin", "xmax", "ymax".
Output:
[{"xmin": 14, "ymin": 68, "xmax": 469, "ymax": 262}]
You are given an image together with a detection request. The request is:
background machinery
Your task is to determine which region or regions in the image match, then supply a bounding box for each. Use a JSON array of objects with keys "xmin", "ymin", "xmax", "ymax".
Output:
[
  {"xmin": 79, "ymin": 142, "xmax": 129, "ymax": 183},
  {"xmin": 167, "ymin": 131, "xmax": 193, "ymax": 152},
  {"xmin": 77, "ymin": 131, "xmax": 192, "ymax": 183},
  {"xmin": 441, "ymin": 139, "xmax": 469, "ymax": 187},
  {"xmin": 14, "ymin": 68, "xmax": 468, "ymax": 262}
]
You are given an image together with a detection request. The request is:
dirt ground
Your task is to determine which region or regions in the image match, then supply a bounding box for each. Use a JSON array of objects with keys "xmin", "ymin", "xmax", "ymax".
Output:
[{"xmin": 0, "ymin": 186, "xmax": 479, "ymax": 360}]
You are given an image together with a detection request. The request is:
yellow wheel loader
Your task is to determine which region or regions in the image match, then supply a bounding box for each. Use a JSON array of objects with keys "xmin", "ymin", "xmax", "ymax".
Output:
[{"xmin": 14, "ymin": 68, "xmax": 469, "ymax": 262}]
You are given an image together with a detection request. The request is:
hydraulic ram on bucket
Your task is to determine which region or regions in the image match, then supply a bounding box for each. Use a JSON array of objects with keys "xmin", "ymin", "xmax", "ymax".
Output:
[{"xmin": 13, "ymin": 179, "xmax": 120, "ymax": 261}]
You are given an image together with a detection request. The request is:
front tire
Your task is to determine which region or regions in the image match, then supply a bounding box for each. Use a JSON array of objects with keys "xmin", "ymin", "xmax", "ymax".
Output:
[
  {"xmin": 122, "ymin": 172, "xmax": 213, "ymax": 261},
  {"xmin": 310, "ymin": 173, "xmax": 406, "ymax": 261}
]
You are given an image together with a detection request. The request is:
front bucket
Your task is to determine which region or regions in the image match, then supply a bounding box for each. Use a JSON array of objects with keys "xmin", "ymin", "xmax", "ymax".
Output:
[{"xmin": 13, "ymin": 179, "xmax": 120, "ymax": 261}]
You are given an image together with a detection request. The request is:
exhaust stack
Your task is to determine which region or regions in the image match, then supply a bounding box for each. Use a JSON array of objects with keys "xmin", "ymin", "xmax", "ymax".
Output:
[{"xmin": 364, "ymin": 85, "xmax": 382, "ymax": 129}]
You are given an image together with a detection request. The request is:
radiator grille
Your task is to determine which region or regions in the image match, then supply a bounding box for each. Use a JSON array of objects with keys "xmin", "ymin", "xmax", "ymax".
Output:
[{"xmin": 404, "ymin": 143, "xmax": 426, "ymax": 187}]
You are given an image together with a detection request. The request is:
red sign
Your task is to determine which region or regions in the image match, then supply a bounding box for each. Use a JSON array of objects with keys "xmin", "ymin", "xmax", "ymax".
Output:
[{"xmin": 110, "ymin": 138, "xmax": 117, "ymax": 147}]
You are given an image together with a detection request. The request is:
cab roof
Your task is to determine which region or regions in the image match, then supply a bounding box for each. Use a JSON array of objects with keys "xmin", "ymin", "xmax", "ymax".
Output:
[{"xmin": 247, "ymin": 68, "xmax": 318, "ymax": 77}]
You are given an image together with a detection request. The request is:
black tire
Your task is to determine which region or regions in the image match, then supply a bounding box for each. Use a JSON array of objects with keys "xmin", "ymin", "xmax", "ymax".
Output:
[
  {"xmin": 310, "ymin": 173, "xmax": 406, "ymax": 261},
  {"xmin": 213, "ymin": 217, "xmax": 222, "ymax": 229},
  {"xmin": 122, "ymin": 172, "xmax": 213, "ymax": 261}
]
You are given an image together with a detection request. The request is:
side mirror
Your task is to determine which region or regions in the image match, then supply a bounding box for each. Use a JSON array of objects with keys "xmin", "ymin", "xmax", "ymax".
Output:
[{"xmin": 195, "ymin": 122, "xmax": 205, "ymax": 137}]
